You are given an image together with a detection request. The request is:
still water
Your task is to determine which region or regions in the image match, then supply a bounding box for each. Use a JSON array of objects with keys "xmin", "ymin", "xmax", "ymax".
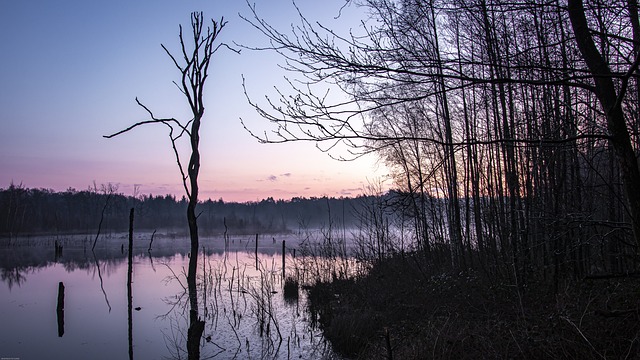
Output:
[{"xmin": 0, "ymin": 233, "xmax": 343, "ymax": 359}]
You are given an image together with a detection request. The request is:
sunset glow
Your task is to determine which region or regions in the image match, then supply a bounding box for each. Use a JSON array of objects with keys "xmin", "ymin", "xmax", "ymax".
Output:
[{"xmin": 0, "ymin": 0, "xmax": 387, "ymax": 202}]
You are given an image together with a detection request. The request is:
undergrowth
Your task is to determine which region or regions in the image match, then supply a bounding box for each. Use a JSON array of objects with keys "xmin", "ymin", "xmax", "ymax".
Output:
[{"xmin": 307, "ymin": 253, "xmax": 640, "ymax": 359}]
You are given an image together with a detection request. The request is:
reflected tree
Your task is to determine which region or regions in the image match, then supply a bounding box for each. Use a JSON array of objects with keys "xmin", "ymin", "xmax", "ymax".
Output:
[{"xmin": 0, "ymin": 267, "xmax": 27, "ymax": 290}]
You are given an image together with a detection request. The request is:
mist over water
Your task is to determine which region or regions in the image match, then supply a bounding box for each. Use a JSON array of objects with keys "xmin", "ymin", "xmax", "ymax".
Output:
[{"xmin": 0, "ymin": 233, "xmax": 348, "ymax": 359}]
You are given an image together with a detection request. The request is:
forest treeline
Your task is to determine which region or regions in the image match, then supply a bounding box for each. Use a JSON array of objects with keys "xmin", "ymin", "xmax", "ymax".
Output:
[{"xmin": 0, "ymin": 183, "xmax": 378, "ymax": 236}]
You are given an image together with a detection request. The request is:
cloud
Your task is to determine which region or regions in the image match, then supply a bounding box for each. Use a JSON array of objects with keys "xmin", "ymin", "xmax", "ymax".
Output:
[{"xmin": 256, "ymin": 175, "xmax": 278, "ymax": 182}]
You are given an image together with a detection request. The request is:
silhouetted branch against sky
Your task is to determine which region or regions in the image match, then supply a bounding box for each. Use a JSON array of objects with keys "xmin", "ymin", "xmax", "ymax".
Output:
[
  {"xmin": 104, "ymin": 12, "xmax": 234, "ymax": 199},
  {"xmin": 0, "ymin": 1, "xmax": 393, "ymax": 202},
  {"xmin": 239, "ymin": 0, "xmax": 625, "ymax": 158}
]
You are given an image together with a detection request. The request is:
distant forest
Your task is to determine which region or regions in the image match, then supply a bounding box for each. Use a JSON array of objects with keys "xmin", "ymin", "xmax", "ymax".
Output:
[{"xmin": 0, "ymin": 183, "xmax": 378, "ymax": 236}]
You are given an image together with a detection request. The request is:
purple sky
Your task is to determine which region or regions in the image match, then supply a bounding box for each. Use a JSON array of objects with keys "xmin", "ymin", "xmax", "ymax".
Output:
[{"xmin": 0, "ymin": 0, "xmax": 388, "ymax": 202}]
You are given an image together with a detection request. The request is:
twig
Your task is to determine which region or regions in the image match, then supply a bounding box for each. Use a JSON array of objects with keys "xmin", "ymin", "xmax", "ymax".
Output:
[
  {"xmin": 148, "ymin": 229, "xmax": 157, "ymax": 252},
  {"xmin": 561, "ymin": 316, "xmax": 606, "ymax": 360}
]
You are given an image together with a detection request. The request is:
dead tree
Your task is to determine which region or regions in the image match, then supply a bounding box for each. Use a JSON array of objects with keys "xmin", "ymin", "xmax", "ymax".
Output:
[{"xmin": 105, "ymin": 12, "xmax": 231, "ymax": 359}]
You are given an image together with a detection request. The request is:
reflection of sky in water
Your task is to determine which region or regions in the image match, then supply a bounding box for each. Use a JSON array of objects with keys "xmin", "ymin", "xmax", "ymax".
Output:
[{"xmin": 0, "ymin": 245, "xmax": 340, "ymax": 360}]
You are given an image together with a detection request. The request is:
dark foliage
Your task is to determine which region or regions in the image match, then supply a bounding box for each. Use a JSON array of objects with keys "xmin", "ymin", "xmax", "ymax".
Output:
[
  {"xmin": 283, "ymin": 277, "xmax": 300, "ymax": 303},
  {"xmin": 307, "ymin": 253, "xmax": 640, "ymax": 359}
]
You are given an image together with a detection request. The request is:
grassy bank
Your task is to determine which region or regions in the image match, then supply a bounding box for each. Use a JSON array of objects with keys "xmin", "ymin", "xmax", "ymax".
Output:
[{"xmin": 307, "ymin": 253, "xmax": 640, "ymax": 359}]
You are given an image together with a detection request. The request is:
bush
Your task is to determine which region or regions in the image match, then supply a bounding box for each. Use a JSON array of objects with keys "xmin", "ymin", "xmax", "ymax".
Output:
[{"xmin": 283, "ymin": 277, "xmax": 299, "ymax": 303}]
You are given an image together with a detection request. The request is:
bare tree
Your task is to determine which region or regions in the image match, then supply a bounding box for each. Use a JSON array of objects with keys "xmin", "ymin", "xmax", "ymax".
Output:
[
  {"xmin": 568, "ymin": 0, "xmax": 640, "ymax": 250},
  {"xmin": 241, "ymin": 0, "xmax": 640, "ymax": 280},
  {"xmin": 105, "ymin": 12, "xmax": 231, "ymax": 359}
]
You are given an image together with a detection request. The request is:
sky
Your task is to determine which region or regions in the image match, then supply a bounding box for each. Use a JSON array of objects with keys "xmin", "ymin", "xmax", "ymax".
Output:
[{"xmin": 0, "ymin": 0, "xmax": 388, "ymax": 202}]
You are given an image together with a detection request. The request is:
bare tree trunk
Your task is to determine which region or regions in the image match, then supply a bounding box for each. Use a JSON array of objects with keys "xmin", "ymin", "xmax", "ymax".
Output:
[
  {"xmin": 105, "ymin": 12, "xmax": 230, "ymax": 359},
  {"xmin": 427, "ymin": 1, "xmax": 465, "ymax": 271},
  {"xmin": 186, "ymin": 140, "xmax": 204, "ymax": 359},
  {"xmin": 628, "ymin": 0, "xmax": 640, "ymax": 151},
  {"xmin": 187, "ymin": 112, "xmax": 202, "ymax": 347},
  {"xmin": 568, "ymin": 0, "xmax": 640, "ymax": 251}
]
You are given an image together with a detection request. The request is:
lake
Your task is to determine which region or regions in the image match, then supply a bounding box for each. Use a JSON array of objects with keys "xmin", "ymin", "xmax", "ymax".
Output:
[{"xmin": 0, "ymin": 232, "xmax": 351, "ymax": 359}]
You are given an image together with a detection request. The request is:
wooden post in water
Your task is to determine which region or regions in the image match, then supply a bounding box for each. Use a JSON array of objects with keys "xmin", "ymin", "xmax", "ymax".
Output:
[
  {"xmin": 127, "ymin": 208, "xmax": 134, "ymax": 360},
  {"xmin": 223, "ymin": 217, "xmax": 229, "ymax": 251},
  {"xmin": 282, "ymin": 240, "xmax": 286, "ymax": 279},
  {"xmin": 56, "ymin": 281, "xmax": 65, "ymax": 337},
  {"xmin": 255, "ymin": 233, "xmax": 259, "ymax": 270},
  {"xmin": 57, "ymin": 282, "xmax": 65, "ymax": 311},
  {"xmin": 54, "ymin": 240, "xmax": 63, "ymax": 260}
]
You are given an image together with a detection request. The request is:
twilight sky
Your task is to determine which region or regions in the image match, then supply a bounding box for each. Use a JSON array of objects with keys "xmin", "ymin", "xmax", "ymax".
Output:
[{"xmin": 0, "ymin": 0, "xmax": 387, "ymax": 202}]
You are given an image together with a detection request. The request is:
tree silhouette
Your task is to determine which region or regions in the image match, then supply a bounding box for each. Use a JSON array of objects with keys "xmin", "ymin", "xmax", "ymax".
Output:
[
  {"xmin": 242, "ymin": 0, "xmax": 640, "ymax": 280},
  {"xmin": 105, "ymin": 12, "xmax": 232, "ymax": 359}
]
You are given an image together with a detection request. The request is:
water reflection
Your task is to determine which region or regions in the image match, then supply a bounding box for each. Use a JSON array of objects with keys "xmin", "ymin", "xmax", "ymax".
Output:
[
  {"xmin": 0, "ymin": 234, "xmax": 341, "ymax": 359},
  {"xmin": 1, "ymin": 267, "xmax": 27, "ymax": 289},
  {"xmin": 186, "ymin": 243, "xmax": 204, "ymax": 360},
  {"xmin": 94, "ymin": 251, "xmax": 112, "ymax": 312}
]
